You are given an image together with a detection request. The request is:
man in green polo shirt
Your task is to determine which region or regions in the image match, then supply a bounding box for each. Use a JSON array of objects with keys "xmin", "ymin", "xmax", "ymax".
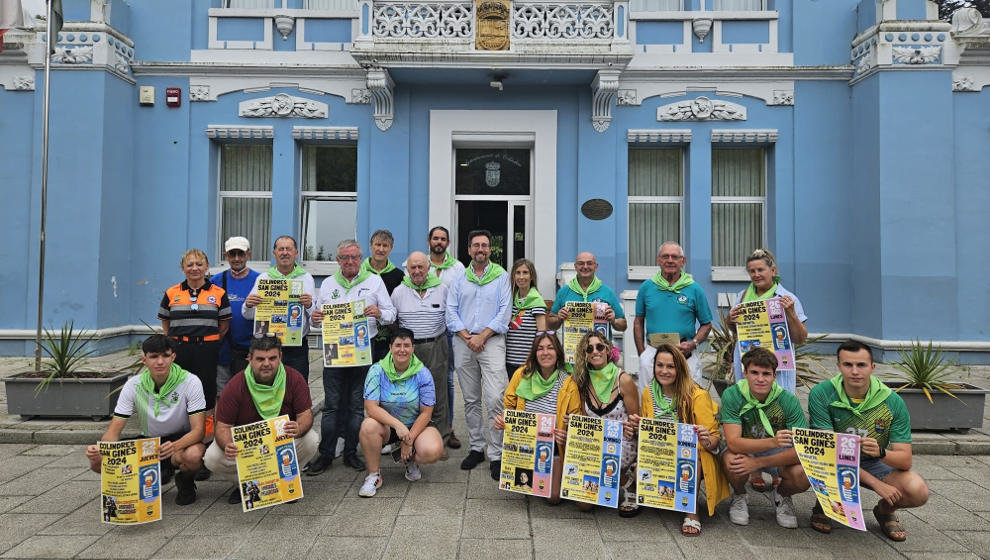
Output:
[
  {"xmin": 807, "ymin": 340, "xmax": 929, "ymax": 541},
  {"xmin": 720, "ymin": 347, "xmax": 809, "ymax": 528}
]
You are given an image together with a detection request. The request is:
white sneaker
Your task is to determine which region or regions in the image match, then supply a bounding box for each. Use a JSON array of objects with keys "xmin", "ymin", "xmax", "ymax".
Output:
[
  {"xmin": 382, "ymin": 442, "xmax": 398, "ymax": 455},
  {"xmin": 772, "ymin": 489, "xmax": 798, "ymax": 528},
  {"xmin": 729, "ymin": 492, "xmax": 750, "ymax": 525},
  {"xmin": 405, "ymin": 461, "xmax": 422, "ymax": 482},
  {"xmin": 358, "ymin": 473, "xmax": 382, "ymax": 497}
]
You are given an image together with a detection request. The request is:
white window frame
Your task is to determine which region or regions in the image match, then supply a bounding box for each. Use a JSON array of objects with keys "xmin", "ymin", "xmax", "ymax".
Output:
[
  {"xmin": 298, "ymin": 142, "xmax": 358, "ymax": 276},
  {"xmin": 710, "ymin": 143, "xmax": 767, "ymax": 282},
  {"xmin": 711, "ymin": 0, "xmax": 766, "ymax": 11},
  {"xmin": 216, "ymin": 142, "xmax": 274, "ymax": 271},
  {"xmin": 626, "ymin": 147, "xmax": 686, "ymax": 280}
]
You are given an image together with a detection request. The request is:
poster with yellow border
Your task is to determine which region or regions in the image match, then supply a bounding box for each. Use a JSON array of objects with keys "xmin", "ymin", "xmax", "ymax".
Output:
[
  {"xmin": 735, "ymin": 297, "xmax": 796, "ymax": 384},
  {"xmin": 562, "ymin": 302, "xmax": 609, "ymax": 364},
  {"xmin": 636, "ymin": 419, "xmax": 698, "ymax": 513},
  {"xmin": 99, "ymin": 437, "xmax": 161, "ymax": 525},
  {"xmin": 793, "ymin": 428, "xmax": 866, "ymax": 531},
  {"xmin": 253, "ymin": 278, "xmax": 304, "ymax": 346},
  {"xmin": 321, "ymin": 301, "xmax": 372, "ymax": 367},
  {"xmin": 233, "ymin": 415, "xmax": 304, "ymax": 512},
  {"xmin": 499, "ymin": 410, "xmax": 555, "ymax": 497},
  {"xmin": 560, "ymin": 414, "xmax": 622, "ymax": 507}
]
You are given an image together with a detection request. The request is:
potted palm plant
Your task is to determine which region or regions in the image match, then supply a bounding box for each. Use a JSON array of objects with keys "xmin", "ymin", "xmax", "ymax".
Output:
[
  {"xmin": 885, "ymin": 340, "xmax": 988, "ymax": 431},
  {"xmin": 4, "ymin": 322, "xmax": 134, "ymax": 420}
]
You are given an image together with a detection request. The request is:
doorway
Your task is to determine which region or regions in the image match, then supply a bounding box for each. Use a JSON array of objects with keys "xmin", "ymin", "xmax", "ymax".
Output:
[{"xmin": 454, "ymin": 148, "xmax": 531, "ymax": 269}]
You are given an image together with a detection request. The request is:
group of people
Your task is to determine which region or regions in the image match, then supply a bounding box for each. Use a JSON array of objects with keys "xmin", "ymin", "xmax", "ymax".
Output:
[{"xmin": 83, "ymin": 229, "xmax": 929, "ymax": 541}]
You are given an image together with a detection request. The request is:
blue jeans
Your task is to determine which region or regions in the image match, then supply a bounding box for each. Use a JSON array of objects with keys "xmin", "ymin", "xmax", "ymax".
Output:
[
  {"xmin": 281, "ymin": 344, "xmax": 310, "ymax": 382},
  {"xmin": 318, "ymin": 365, "xmax": 367, "ymax": 458}
]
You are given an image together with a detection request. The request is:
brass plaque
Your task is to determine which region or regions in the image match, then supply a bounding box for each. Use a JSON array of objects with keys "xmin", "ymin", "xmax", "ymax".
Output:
[{"xmin": 476, "ymin": 0, "xmax": 510, "ymax": 51}]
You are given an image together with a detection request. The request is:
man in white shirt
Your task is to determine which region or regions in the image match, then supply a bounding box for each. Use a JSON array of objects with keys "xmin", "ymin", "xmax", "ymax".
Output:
[{"xmin": 427, "ymin": 225, "xmax": 465, "ymax": 449}]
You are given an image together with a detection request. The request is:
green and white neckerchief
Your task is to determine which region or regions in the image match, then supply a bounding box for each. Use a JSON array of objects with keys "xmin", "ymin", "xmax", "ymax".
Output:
[
  {"xmin": 244, "ymin": 363, "xmax": 287, "ymax": 419},
  {"xmin": 466, "ymin": 262, "xmax": 505, "ymax": 285},
  {"xmin": 651, "ymin": 379, "xmax": 678, "ymax": 420},
  {"xmin": 742, "ymin": 276, "xmax": 782, "ymax": 302},
  {"xmin": 588, "ymin": 362, "xmax": 619, "ymax": 404},
  {"xmin": 401, "ymin": 271, "xmax": 442, "ymax": 292},
  {"xmin": 334, "ymin": 269, "xmax": 371, "ymax": 295},
  {"xmin": 737, "ymin": 379, "xmax": 783, "ymax": 436},
  {"xmin": 361, "ymin": 258, "xmax": 397, "ymax": 276},
  {"xmin": 651, "ymin": 271, "xmax": 694, "ymax": 294},
  {"xmin": 431, "ymin": 252, "xmax": 458, "ymax": 270},
  {"xmin": 568, "ymin": 275, "xmax": 602, "ymax": 301},
  {"xmin": 267, "ymin": 264, "xmax": 306, "ymax": 279},
  {"xmin": 134, "ymin": 364, "xmax": 188, "ymax": 433},
  {"xmin": 381, "ymin": 351, "xmax": 424, "ymax": 383},
  {"xmin": 514, "ymin": 286, "xmax": 545, "ymax": 310},
  {"xmin": 516, "ymin": 369, "xmax": 559, "ymax": 401},
  {"xmin": 828, "ymin": 374, "xmax": 891, "ymax": 418}
]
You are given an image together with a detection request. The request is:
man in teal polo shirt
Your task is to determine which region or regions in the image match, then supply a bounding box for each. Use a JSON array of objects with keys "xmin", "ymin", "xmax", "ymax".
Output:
[
  {"xmin": 546, "ymin": 251, "xmax": 627, "ymax": 341},
  {"xmin": 633, "ymin": 242, "xmax": 712, "ymax": 390}
]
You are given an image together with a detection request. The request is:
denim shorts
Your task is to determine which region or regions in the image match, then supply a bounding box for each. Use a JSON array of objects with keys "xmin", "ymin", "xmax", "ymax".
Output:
[
  {"xmin": 860, "ymin": 457, "xmax": 895, "ymax": 482},
  {"xmin": 752, "ymin": 446, "xmax": 787, "ymax": 477}
]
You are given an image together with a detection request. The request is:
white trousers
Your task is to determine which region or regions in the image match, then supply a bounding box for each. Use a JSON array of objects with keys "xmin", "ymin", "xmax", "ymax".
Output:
[{"xmin": 453, "ymin": 335, "xmax": 508, "ymax": 461}]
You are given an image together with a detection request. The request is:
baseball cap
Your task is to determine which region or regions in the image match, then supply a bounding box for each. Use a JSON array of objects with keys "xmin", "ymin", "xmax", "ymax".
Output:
[{"xmin": 224, "ymin": 236, "xmax": 251, "ymax": 252}]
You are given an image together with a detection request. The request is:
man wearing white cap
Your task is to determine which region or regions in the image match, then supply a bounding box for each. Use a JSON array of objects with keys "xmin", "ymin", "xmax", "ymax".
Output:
[{"xmin": 211, "ymin": 236, "xmax": 260, "ymax": 394}]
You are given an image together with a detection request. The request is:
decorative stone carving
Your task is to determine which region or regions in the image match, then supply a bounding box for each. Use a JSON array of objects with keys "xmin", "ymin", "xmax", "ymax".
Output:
[
  {"xmin": 367, "ymin": 68, "xmax": 395, "ymax": 131},
  {"xmin": 951, "ymin": 8, "xmax": 984, "ymax": 35},
  {"xmin": 513, "ymin": 3, "xmax": 614, "ymax": 40},
  {"xmin": 711, "ymin": 129, "xmax": 778, "ymax": 143},
  {"xmin": 274, "ymin": 15, "xmax": 295, "ymax": 40},
  {"xmin": 292, "ymin": 126, "xmax": 360, "ymax": 140},
  {"xmin": 657, "ymin": 96, "xmax": 746, "ymax": 122},
  {"xmin": 113, "ymin": 50, "xmax": 130, "ymax": 74},
  {"xmin": 953, "ymin": 76, "xmax": 979, "ymax": 92},
  {"xmin": 892, "ymin": 45, "xmax": 941, "ymax": 64},
  {"xmin": 627, "ymin": 129, "xmax": 691, "ymax": 143},
  {"xmin": 591, "ymin": 70, "xmax": 620, "ymax": 133},
  {"xmin": 616, "ymin": 89, "xmax": 638, "ymax": 106},
  {"xmin": 11, "ymin": 76, "xmax": 34, "ymax": 91},
  {"xmin": 189, "ymin": 85, "xmax": 211, "ymax": 101},
  {"xmin": 692, "ymin": 18, "xmax": 712, "ymax": 43},
  {"xmin": 770, "ymin": 90, "xmax": 794, "ymax": 106},
  {"xmin": 374, "ymin": 2, "xmax": 474, "ymax": 39},
  {"xmin": 239, "ymin": 93, "xmax": 329, "ymax": 118},
  {"xmin": 350, "ymin": 88, "xmax": 372, "ymax": 104},
  {"xmin": 206, "ymin": 126, "xmax": 274, "ymax": 139},
  {"xmin": 52, "ymin": 45, "xmax": 94, "ymax": 64},
  {"xmin": 856, "ymin": 54, "xmax": 873, "ymax": 75}
]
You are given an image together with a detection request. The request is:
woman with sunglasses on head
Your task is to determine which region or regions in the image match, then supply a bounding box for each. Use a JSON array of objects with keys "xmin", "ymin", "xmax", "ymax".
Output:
[
  {"xmin": 630, "ymin": 344, "xmax": 729, "ymax": 536},
  {"xmin": 557, "ymin": 331, "xmax": 641, "ymax": 516},
  {"xmin": 494, "ymin": 332, "xmax": 576, "ymax": 503},
  {"xmin": 504, "ymin": 259, "xmax": 547, "ymax": 381},
  {"xmin": 727, "ymin": 248, "xmax": 808, "ymax": 395}
]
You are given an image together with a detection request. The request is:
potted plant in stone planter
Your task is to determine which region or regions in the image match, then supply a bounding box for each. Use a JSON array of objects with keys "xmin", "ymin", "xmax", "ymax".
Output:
[
  {"xmin": 886, "ymin": 340, "xmax": 988, "ymax": 431},
  {"xmin": 3, "ymin": 322, "xmax": 134, "ymax": 420}
]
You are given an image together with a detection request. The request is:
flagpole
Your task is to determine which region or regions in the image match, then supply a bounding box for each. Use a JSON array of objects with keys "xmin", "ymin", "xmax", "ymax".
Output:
[{"xmin": 34, "ymin": 0, "xmax": 54, "ymax": 372}]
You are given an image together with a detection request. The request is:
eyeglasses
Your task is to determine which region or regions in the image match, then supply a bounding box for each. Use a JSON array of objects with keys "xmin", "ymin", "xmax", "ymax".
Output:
[
  {"xmin": 536, "ymin": 330, "xmax": 556, "ymax": 336},
  {"xmin": 336, "ymin": 255, "xmax": 361, "ymax": 261},
  {"xmin": 586, "ymin": 343, "xmax": 607, "ymax": 354}
]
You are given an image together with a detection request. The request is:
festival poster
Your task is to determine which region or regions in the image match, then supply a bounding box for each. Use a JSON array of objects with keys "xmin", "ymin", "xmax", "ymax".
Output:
[
  {"xmin": 560, "ymin": 414, "xmax": 622, "ymax": 508},
  {"xmin": 232, "ymin": 415, "xmax": 304, "ymax": 512},
  {"xmin": 499, "ymin": 410, "xmax": 555, "ymax": 497},
  {"xmin": 793, "ymin": 427, "xmax": 866, "ymax": 531},
  {"xmin": 734, "ymin": 297, "xmax": 796, "ymax": 381},
  {"xmin": 321, "ymin": 300, "xmax": 371, "ymax": 367},
  {"xmin": 562, "ymin": 302, "xmax": 609, "ymax": 364},
  {"xmin": 635, "ymin": 418, "xmax": 698, "ymax": 514},
  {"xmin": 99, "ymin": 437, "xmax": 161, "ymax": 525},
  {"xmin": 253, "ymin": 278, "xmax": 305, "ymax": 346}
]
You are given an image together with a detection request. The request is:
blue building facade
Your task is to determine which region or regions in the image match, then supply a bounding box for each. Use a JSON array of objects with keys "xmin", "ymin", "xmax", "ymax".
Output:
[{"xmin": 0, "ymin": 0, "xmax": 987, "ymax": 361}]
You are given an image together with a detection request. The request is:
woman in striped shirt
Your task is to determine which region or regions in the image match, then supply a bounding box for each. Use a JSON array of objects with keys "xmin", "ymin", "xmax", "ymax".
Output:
[
  {"xmin": 504, "ymin": 259, "xmax": 547, "ymax": 380},
  {"xmin": 494, "ymin": 332, "xmax": 576, "ymax": 503}
]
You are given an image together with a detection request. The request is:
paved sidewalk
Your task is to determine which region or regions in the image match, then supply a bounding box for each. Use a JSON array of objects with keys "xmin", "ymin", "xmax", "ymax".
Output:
[{"xmin": 0, "ymin": 443, "xmax": 988, "ymax": 559}]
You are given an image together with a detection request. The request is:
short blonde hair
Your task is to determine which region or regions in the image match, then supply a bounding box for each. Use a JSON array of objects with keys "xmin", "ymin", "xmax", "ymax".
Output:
[{"xmin": 180, "ymin": 249, "xmax": 209, "ymax": 268}]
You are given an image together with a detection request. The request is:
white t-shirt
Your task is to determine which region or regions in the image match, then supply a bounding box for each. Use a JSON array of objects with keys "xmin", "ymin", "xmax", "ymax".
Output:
[{"xmin": 114, "ymin": 372, "xmax": 206, "ymax": 437}]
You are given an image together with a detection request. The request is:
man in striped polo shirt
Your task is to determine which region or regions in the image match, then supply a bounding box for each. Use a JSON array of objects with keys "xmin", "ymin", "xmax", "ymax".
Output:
[{"xmin": 391, "ymin": 251, "xmax": 451, "ymax": 443}]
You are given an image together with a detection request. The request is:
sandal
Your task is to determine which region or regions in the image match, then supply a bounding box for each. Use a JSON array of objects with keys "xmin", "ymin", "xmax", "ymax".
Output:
[
  {"xmin": 618, "ymin": 472, "xmax": 641, "ymax": 517},
  {"xmin": 810, "ymin": 503, "xmax": 832, "ymax": 534},
  {"xmin": 873, "ymin": 504, "xmax": 907, "ymax": 542},
  {"xmin": 681, "ymin": 516, "xmax": 702, "ymax": 536}
]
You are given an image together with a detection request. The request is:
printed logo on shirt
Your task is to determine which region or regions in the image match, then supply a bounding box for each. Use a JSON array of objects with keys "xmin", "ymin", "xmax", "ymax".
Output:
[
  {"xmin": 331, "ymin": 289, "xmax": 340, "ymax": 299},
  {"xmin": 173, "ymin": 296, "xmax": 181, "ymax": 303},
  {"xmin": 874, "ymin": 418, "xmax": 887, "ymax": 434},
  {"xmin": 207, "ymin": 295, "xmax": 217, "ymax": 304},
  {"xmin": 171, "ymin": 392, "xmax": 179, "ymax": 404},
  {"xmin": 677, "ymin": 295, "xmax": 688, "ymax": 304}
]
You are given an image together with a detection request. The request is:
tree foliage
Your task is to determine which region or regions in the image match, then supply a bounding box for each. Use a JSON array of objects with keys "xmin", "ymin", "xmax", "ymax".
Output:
[{"xmin": 935, "ymin": 0, "xmax": 990, "ymax": 20}]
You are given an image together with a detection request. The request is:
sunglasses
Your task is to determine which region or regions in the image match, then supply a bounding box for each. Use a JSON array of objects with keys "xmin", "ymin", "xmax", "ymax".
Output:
[{"xmin": 586, "ymin": 343, "xmax": 607, "ymax": 354}]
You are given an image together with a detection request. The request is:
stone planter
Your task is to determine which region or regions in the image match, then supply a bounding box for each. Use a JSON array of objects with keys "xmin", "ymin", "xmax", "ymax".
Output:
[
  {"xmin": 4, "ymin": 371, "xmax": 132, "ymax": 420},
  {"xmin": 888, "ymin": 382, "xmax": 988, "ymax": 431}
]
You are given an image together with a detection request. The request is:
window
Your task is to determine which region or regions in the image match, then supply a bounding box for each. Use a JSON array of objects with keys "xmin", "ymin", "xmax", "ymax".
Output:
[
  {"xmin": 300, "ymin": 145, "xmax": 357, "ymax": 264},
  {"xmin": 711, "ymin": 146, "xmax": 765, "ymax": 279},
  {"xmin": 628, "ymin": 147, "xmax": 684, "ymax": 276},
  {"xmin": 712, "ymin": 0, "xmax": 765, "ymax": 10},
  {"xmin": 629, "ymin": 0, "xmax": 683, "ymax": 10},
  {"xmin": 225, "ymin": 0, "xmax": 278, "ymax": 8},
  {"xmin": 219, "ymin": 144, "xmax": 272, "ymax": 260}
]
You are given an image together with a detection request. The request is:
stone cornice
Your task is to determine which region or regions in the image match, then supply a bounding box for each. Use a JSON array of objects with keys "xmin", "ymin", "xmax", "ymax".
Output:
[
  {"xmin": 620, "ymin": 66, "xmax": 853, "ymax": 81},
  {"xmin": 132, "ymin": 61, "xmax": 366, "ymax": 77}
]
